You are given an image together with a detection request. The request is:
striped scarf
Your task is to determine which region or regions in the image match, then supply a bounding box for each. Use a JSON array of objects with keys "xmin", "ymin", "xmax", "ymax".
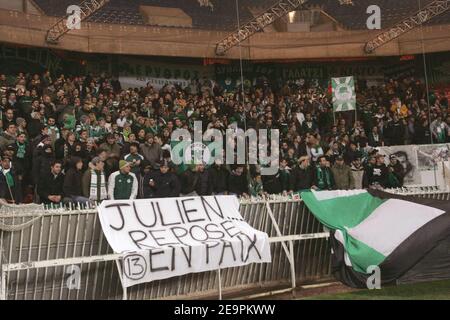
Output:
[
  {"xmin": 89, "ymin": 170, "xmax": 108, "ymax": 202},
  {"xmin": 316, "ymin": 166, "xmax": 332, "ymax": 190}
]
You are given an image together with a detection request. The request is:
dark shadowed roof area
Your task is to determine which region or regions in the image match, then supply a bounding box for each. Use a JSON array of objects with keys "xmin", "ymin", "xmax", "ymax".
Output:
[{"xmin": 32, "ymin": 0, "xmax": 450, "ymax": 30}]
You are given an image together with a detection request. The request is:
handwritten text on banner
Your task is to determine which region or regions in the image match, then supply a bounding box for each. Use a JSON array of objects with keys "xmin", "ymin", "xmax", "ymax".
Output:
[{"xmin": 98, "ymin": 196, "xmax": 271, "ymax": 288}]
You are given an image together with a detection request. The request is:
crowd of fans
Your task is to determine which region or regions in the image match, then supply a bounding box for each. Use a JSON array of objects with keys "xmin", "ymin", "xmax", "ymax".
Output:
[{"xmin": 0, "ymin": 71, "xmax": 449, "ymax": 205}]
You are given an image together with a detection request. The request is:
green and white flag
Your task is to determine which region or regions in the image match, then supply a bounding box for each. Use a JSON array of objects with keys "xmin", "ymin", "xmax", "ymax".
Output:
[
  {"xmin": 301, "ymin": 189, "xmax": 450, "ymax": 288},
  {"xmin": 332, "ymin": 76, "xmax": 356, "ymax": 112}
]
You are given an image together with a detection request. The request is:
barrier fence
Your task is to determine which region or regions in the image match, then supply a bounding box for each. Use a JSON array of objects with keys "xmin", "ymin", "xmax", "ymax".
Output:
[{"xmin": 0, "ymin": 189, "xmax": 449, "ymax": 300}]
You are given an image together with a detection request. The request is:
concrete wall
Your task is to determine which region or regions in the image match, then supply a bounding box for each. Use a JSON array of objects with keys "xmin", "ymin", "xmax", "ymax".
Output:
[
  {"xmin": 0, "ymin": 1, "xmax": 42, "ymax": 14},
  {"xmin": 0, "ymin": 9, "xmax": 449, "ymax": 60},
  {"xmin": 0, "ymin": 0, "xmax": 23, "ymax": 11}
]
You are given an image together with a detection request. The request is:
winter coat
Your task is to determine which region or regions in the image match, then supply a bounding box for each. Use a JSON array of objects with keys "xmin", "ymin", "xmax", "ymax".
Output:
[
  {"xmin": 0, "ymin": 132, "xmax": 15, "ymax": 151},
  {"xmin": 179, "ymin": 170, "xmax": 212, "ymax": 196},
  {"xmin": 365, "ymin": 164, "xmax": 389, "ymax": 188},
  {"xmin": 331, "ymin": 164, "xmax": 355, "ymax": 190},
  {"xmin": 312, "ymin": 166, "xmax": 335, "ymax": 190},
  {"xmin": 290, "ymin": 166, "xmax": 314, "ymax": 191},
  {"xmin": 140, "ymin": 143, "xmax": 162, "ymax": 166},
  {"xmin": 99, "ymin": 142, "xmax": 122, "ymax": 158},
  {"xmin": 38, "ymin": 171, "xmax": 65, "ymax": 203},
  {"xmin": 227, "ymin": 172, "xmax": 248, "ymax": 196},
  {"xmin": 262, "ymin": 172, "xmax": 282, "ymax": 195},
  {"xmin": 208, "ymin": 165, "xmax": 229, "ymax": 194},
  {"xmin": 0, "ymin": 167, "xmax": 22, "ymax": 203},
  {"xmin": 63, "ymin": 167, "xmax": 84, "ymax": 198},
  {"xmin": 143, "ymin": 170, "xmax": 181, "ymax": 198},
  {"xmin": 32, "ymin": 147, "xmax": 55, "ymax": 185},
  {"xmin": 108, "ymin": 171, "xmax": 138, "ymax": 200}
]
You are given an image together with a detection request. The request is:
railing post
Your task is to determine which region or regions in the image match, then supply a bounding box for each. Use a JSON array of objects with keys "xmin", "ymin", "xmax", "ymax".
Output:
[
  {"xmin": 0, "ymin": 269, "xmax": 7, "ymax": 300},
  {"xmin": 217, "ymin": 269, "xmax": 222, "ymax": 300},
  {"xmin": 115, "ymin": 259, "xmax": 127, "ymax": 300},
  {"xmin": 288, "ymin": 240, "xmax": 296, "ymax": 297}
]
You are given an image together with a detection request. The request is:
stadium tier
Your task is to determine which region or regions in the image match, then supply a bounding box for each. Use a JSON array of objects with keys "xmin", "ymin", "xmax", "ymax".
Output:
[
  {"xmin": 33, "ymin": 0, "xmax": 254, "ymax": 29},
  {"xmin": 31, "ymin": 0, "xmax": 450, "ymax": 30}
]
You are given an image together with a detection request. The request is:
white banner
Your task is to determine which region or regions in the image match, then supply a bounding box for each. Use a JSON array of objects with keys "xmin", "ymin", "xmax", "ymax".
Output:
[
  {"xmin": 118, "ymin": 58, "xmax": 213, "ymax": 90},
  {"xmin": 378, "ymin": 145, "xmax": 422, "ymax": 185},
  {"xmin": 98, "ymin": 196, "xmax": 271, "ymax": 288}
]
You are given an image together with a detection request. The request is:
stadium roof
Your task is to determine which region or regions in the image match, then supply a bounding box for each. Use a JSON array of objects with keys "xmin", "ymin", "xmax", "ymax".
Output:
[{"xmin": 33, "ymin": 0, "xmax": 450, "ymax": 30}]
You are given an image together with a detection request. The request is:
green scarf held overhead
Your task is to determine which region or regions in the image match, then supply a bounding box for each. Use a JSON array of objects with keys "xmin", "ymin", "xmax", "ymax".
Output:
[{"xmin": 64, "ymin": 114, "xmax": 76, "ymax": 130}]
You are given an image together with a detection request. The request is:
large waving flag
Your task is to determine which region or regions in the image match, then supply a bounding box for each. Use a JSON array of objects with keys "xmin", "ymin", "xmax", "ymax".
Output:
[{"xmin": 301, "ymin": 189, "xmax": 450, "ymax": 288}]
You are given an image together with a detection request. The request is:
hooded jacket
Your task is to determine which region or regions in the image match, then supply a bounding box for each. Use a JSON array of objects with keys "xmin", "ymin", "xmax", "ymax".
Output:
[
  {"xmin": 140, "ymin": 142, "xmax": 162, "ymax": 167},
  {"xmin": 331, "ymin": 163, "xmax": 355, "ymax": 190},
  {"xmin": 32, "ymin": 145, "xmax": 55, "ymax": 185},
  {"xmin": 63, "ymin": 157, "xmax": 84, "ymax": 197},
  {"xmin": 143, "ymin": 170, "xmax": 181, "ymax": 198}
]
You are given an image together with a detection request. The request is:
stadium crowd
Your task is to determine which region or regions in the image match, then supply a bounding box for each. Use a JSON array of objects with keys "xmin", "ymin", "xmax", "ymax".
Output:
[{"xmin": 0, "ymin": 71, "xmax": 449, "ymax": 205}]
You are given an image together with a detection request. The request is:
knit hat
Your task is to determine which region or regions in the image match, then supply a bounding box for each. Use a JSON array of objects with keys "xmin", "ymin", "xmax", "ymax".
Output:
[
  {"xmin": 91, "ymin": 157, "xmax": 102, "ymax": 166},
  {"xmin": 119, "ymin": 160, "xmax": 130, "ymax": 170},
  {"xmin": 80, "ymin": 115, "xmax": 89, "ymax": 123},
  {"xmin": 16, "ymin": 117, "xmax": 26, "ymax": 126}
]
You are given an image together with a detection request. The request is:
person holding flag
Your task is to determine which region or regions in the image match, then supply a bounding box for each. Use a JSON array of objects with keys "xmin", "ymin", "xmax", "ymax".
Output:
[{"xmin": 0, "ymin": 156, "xmax": 22, "ymax": 204}]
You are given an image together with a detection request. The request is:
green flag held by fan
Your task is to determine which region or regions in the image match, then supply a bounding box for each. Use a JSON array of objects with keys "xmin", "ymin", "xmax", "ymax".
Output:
[{"xmin": 332, "ymin": 76, "xmax": 356, "ymax": 112}]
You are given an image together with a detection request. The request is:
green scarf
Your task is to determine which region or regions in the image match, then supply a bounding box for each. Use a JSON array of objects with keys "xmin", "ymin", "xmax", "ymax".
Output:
[
  {"xmin": 146, "ymin": 125, "xmax": 159, "ymax": 135},
  {"xmin": 316, "ymin": 166, "xmax": 332, "ymax": 190},
  {"xmin": 16, "ymin": 142, "xmax": 26, "ymax": 159},
  {"xmin": 249, "ymin": 180, "xmax": 263, "ymax": 197},
  {"xmin": 2, "ymin": 169, "xmax": 14, "ymax": 187}
]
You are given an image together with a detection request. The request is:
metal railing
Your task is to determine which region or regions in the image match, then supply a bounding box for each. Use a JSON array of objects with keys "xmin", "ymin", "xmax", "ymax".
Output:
[{"xmin": 1, "ymin": 189, "xmax": 449, "ymax": 300}]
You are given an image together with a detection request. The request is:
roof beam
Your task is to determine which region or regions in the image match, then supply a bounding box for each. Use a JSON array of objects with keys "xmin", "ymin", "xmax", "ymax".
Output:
[
  {"xmin": 215, "ymin": 0, "xmax": 309, "ymax": 56},
  {"xmin": 45, "ymin": 0, "xmax": 109, "ymax": 44},
  {"xmin": 365, "ymin": 0, "xmax": 450, "ymax": 53}
]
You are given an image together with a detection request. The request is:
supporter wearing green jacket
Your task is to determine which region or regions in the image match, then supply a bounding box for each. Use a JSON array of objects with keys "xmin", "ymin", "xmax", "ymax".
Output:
[{"xmin": 107, "ymin": 160, "xmax": 138, "ymax": 200}]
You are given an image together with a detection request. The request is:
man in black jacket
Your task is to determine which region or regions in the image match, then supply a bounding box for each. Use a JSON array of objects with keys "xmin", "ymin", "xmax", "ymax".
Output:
[
  {"xmin": 179, "ymin": 164, "xmax": 213, "ymax": 196},
  {"xmin": 388, "ymin": 154, "xmax": 405, "ymax": 187},
  {"xmin": 208, "ymin": 160, "xmax": 229, "ymax": 195},
  {"xmin": 367, "ymin": 154, "xmax": 390, "ymax": 188},
  {"xmin": 312, "ymin": 156, "xmax": 335, "ymax": 191},
  {"xmin": 32, "ymin": 136, "xmax": 54, "ymax": 185},
  {"xmin": 290, "ymin": 156, "xmax": 314, "ymax": 192},
  {"xmin": 39, "ymin": 161, "xmax": 64, "ymax": 205},
  {"xmin": 63, "ymin": 157, "xmax": 88, "ymax": 204},
  {"xmin": 385, "ymin": 115, "xmax": 405, "ymax": 146},
  {"xmin": 227, "ymin": 165, "xmax": 248, "ymax": 196},
  {"xmin": 143, "ymin": 161, "xmax": 181, "ymax": 198}
]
